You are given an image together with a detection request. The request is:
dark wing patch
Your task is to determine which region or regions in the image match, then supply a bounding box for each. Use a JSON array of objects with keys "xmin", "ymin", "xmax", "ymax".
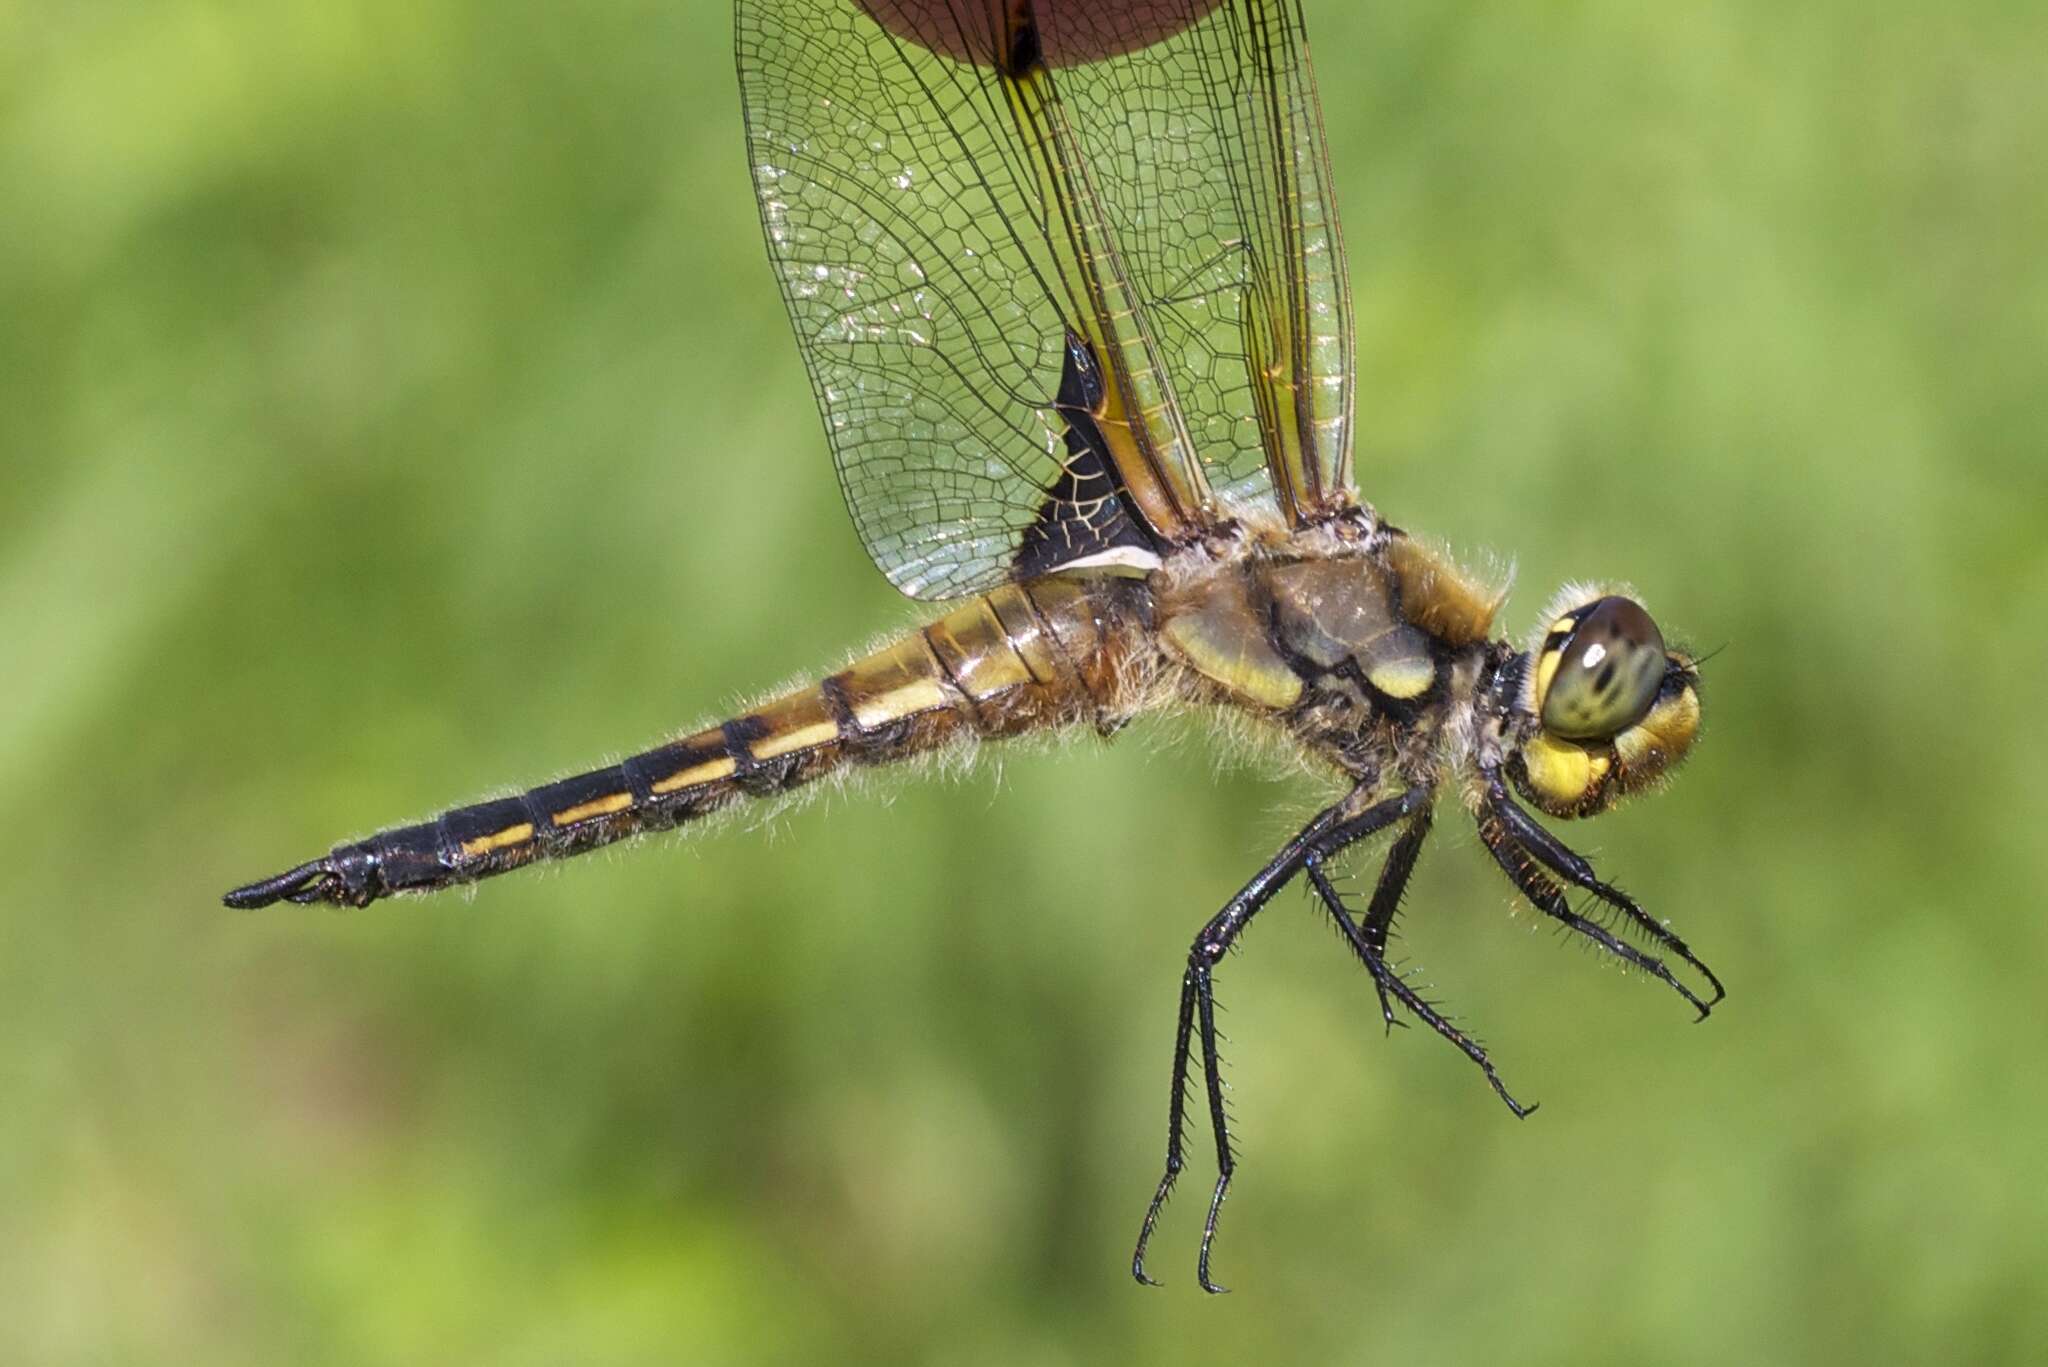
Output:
[
  {"xmin": 737, "ymin": 0, "xmax": 1360, "ymax": 601},
  {"xmin": 1013, "ymin": 331, "xmax": 1165, "ymax": 580}
]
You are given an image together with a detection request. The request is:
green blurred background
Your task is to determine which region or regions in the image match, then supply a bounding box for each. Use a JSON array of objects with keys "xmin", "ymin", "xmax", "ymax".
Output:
[{"xmin": 5, "ymin": 0, "xmax": 2046, "ymax": 1362}]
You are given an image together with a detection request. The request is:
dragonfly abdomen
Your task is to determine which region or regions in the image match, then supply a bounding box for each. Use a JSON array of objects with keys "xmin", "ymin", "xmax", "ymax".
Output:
[{"xmin": 223, "ymin": 575, "xmax": 1151, "ymax": 909}]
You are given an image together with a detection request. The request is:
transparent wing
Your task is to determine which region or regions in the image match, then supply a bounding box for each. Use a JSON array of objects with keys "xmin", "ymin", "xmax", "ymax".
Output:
[
  {"xmin": 736, "ymin": 0, "xmax": 1355, "ymax": 599},
  {"xmin": 1047, "ymin": 0, "xmax": 1354, "ymax": 517}
]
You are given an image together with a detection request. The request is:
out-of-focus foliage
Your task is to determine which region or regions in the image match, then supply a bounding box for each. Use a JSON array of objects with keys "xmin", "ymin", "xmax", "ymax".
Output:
[{"xmin": 4, "ymin": 1, "xmax": 2044, "ymax": 1362}]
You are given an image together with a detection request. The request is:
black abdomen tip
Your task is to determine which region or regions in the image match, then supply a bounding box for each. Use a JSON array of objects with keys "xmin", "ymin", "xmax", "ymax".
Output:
[
  {"xmin": 223, "ymin": 840, "xmax": 390, "ymax": 907},
  {"xmin": 223, "ymin": 858, "xmax": 338, "ymax": 908}
]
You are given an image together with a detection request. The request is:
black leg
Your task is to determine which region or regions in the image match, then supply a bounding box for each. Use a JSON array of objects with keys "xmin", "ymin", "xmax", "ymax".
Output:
[
  {"xmin": 1305, "ymin": 853, "xmax": 1537, "ymax": 1118},
  {"xmin": 1475, "ymin": 780, "xmax": 1715, "ymax": 1020},
  {"xmin": 1359, "ymin": 806, "xmax": 1433, "ymax": 1031},
  {"xmin": 1306, "ymin": 859, "xmax": 1392, "ymax": 1026},
  {"xmin": 1486, "ymin": 778, "xmax": 1725, "ymax": 1012},
  {"xmin": 1193, "ymin": 955, "xmax": 1232, "ymax": 1293},
  {"xmin": 1129, "ymin": 966, "xmax": 1196, "ymax": 1287},
  {"xmin": 1131, "ymin": 786, "xmax": 1429, "ymax": 1292}
]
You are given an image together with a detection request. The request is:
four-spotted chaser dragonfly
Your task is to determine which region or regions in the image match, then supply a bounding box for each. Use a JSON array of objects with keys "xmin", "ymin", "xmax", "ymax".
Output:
[{"xmin": 227, "ymin": 0, "xmax": 1722, "ymax": 1290}]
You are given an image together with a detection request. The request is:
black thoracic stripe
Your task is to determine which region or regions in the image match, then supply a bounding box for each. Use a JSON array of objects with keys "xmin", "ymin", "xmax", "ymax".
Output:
[
  {"xmin": 1248, "ymin": 571, "xmax": 1370, "ymax": 720},
  {"xmin": 1248, "ymin": 571, "xmax": 1448, "ymax": 722},
  {"xmin": 1252, "ymin": 577, "xmax": 1328, "ymax": 687}
]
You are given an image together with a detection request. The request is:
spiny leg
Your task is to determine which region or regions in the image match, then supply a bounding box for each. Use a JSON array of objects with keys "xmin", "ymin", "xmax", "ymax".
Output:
[
  {"xmin": 1192, "ymin": 950, "xmax": 1231, "ymax": 1293},
  {"xmin": 1485, "ymin": 778, "xmax": 1724, "ymax": 1011},
  {"xmin": 1130, "ymin": 787, "xmax": 1430, "ymax": 1292},
  {"xmin": 1359, "ymin": 806, "xmax": 1434, "ymax": 1031},
  {"xmin": 1304, "ymin": 857, "xmax": 1536, "ymax": 1118},
  {"xmin": 1129, "ymin": 963, "xmax": 1197, "ymax": 1287},
  {"xmin": 1299, "ymin": 820, "xmax": 1423, "ymax": 1029},
  {"xmin": 1305, "ymin": 859, "xmax": 1392, "ymax": 1026},
  {"xmin": 1132, "ymin": 834, "xmax": 1323, "ymax": 1293},
  {"xmin": 1475, "ymin": 797, "xmax": 1714, "ymax": 1021}
]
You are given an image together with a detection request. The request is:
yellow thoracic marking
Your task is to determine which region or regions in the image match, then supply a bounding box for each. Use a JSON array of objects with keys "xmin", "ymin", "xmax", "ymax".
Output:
[
  {"xmin": 1382, "ymin": 536, "xmax": 1506, "ymax": 646},
  {"xmin": 1160, "ymin": 572, "xmax": 1305, "ymax": 711},
  {"xmin": 650, "ymin": 756, "xmax": 736, "ymax": 794},
  {"xmin": 1161, "ymin": 614, "xmax": 1304, "ymax": 711},
  {"xmin": 1520, "ymin": 733, "xmax": 1611, "ymax": 807},
  {"xmin": 1550, "ymin": 616, "xmax": 1577, "ymax": 636},
  {"xmin": 460, "ymin": 823, "xmax": 534, "ymax": 858},
  {"xmin": 749, "ymin": 720, "xmax": 839, "ymax": 760},
  {"xmin": 1367, "ymin": 656, "xmax": 1435, "ymax": 700},
  {"xmin": 552, "ymin": 793, "xmax": 633, "ymax": 825}
]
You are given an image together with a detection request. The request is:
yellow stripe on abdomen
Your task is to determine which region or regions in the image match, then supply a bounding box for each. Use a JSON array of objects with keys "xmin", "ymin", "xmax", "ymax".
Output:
[
  {"xmin": 459, "ymin": 822, "xmax": 535, "ymax": 859},
  {"xmin": 835, "ymin": 633, "xmax": 953, "ymax": 730},
  {"xmin": 742, "ymin": 689, "xmax": 841, "ymax": 761},
  {"xmin": 649, "ymin": 755, "xmax": 736, "ymax": 794}
]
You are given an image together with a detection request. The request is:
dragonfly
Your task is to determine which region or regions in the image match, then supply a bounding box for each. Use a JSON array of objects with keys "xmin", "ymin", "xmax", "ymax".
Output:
[{"xmin": 226, "ymin": 0, "xmax": 1723, "ymax": 1290}]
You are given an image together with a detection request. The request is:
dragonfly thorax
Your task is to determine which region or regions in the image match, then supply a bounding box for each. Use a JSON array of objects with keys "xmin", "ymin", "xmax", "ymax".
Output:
[{"xmin": 1152, "ymin": 528, "xmax": 1519, "ymax": 781}]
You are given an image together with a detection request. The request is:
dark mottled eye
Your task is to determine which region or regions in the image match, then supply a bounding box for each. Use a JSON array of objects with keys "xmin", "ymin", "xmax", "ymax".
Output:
[{"xmin": 1539, "ymin": 596, "xmax": 1666, "ymax": 741}]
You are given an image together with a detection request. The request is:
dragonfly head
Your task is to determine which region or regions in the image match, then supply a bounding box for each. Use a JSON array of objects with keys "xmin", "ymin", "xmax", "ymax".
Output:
[{"xmin": 1495, "ymin": 588, "xmax": 1701, "ymax": 819}]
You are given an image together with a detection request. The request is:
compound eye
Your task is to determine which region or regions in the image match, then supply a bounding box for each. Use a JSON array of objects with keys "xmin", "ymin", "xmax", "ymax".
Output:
[{"xmin": 1539, "ymin": 596, "xmax": 1666, "ymax": 740}]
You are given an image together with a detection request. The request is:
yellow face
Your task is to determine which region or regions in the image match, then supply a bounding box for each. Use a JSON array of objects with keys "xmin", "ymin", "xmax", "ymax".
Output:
[{"xmin": 1511, "ymin": 594, "xmax": 1702, "ymax": 818}]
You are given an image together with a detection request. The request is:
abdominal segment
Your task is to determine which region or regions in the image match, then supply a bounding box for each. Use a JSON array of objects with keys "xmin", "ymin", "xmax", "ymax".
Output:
[{"xmin": 228, "ymin": 575, "xmax": 1154, "ymax": 908}]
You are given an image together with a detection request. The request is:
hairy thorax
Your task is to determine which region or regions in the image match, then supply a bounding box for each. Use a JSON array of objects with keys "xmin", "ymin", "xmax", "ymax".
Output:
[{"xmin": 1145, "ymin": 514, "xmax": 1511, "ymax": 788}]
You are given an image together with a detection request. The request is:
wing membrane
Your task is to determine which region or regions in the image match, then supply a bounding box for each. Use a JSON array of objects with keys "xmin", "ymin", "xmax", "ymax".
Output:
[
  {"xmin": 736, "ymin": 0, "xmax": 1356, "ymax": 599},
  {"xmin": 1044, "ymin": 0, "xmax": 1355, "ymax": 518}
]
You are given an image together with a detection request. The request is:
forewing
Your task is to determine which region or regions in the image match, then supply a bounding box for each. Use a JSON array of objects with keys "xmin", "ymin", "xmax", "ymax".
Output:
[
  {"xmin": 736, "ymin": 0, "xmax": 1356, "ymax": 600},
  {"xmin": 737, "ymin": 0, "xmax": 1196, "ymax": 599},
  {"xmin": 1048, "ymin": 0, "xmax": 1355, "ymax": 519}
]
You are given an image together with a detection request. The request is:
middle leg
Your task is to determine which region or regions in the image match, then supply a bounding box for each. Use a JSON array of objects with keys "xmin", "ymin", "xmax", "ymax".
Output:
[{"xmin": 1304, "ymin": 848, "xmax": 1536, "ymax": 1117}]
